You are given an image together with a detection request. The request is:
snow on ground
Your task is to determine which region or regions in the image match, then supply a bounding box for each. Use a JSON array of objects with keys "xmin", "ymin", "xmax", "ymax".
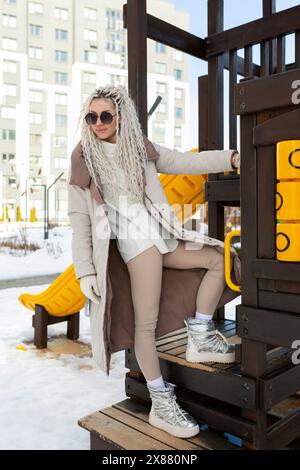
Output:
[
  {"xmin": 0, "ymin": 225, "xmax": 72, "ymax": 280},
  {"xmin": 0, "ymin": 284, "xmax": 127, "ymax": 450},
  {"xmin": 0, "ymin": 223, "xmax": 241, "ymax": 449},
  {"xmin": 0, "ymin": 281, "xmax": 240, "ymax": 450}
]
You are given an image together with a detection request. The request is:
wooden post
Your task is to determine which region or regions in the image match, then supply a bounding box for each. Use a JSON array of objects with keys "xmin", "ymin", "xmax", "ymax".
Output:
[
  {"xmin": 33, "ymin": 304, "xmax": 48, "ymax": 349},
  {"xmin": 67, "ymin": 312, "xmax": 80, "ymax": 340},
  {"xmin": 126, "ymin": 0, "xmax": 148, "ymax": 135}
]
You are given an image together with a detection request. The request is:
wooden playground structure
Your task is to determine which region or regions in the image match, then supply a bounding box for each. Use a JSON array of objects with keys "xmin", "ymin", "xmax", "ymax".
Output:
[
  {"xmin": 18, "ymin": 0, "xmax": 300, "ymax": 450},
  {"xmin": 77, "ymin": 0, "xmax": 300, "ymax": 450}
]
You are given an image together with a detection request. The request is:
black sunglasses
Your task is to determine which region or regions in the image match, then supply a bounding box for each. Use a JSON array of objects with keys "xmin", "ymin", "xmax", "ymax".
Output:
[{"xmin": 84, "ymin": 111, "xmax": 117, "ymax": 125}]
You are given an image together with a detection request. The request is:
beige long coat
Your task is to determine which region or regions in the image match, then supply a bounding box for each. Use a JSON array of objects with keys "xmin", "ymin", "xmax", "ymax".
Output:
[{"xmin": 67, "ymin": 136, "xmax": 241, "ymax": 376}]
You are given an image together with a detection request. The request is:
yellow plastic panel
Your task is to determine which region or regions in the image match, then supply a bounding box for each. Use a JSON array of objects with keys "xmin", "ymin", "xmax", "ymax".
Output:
[
  {"xmin": 18, "ymin": 264, "xmax": 86, "ymax": 316},
  {"xmin": 276, "ymin": 223, "xmax": 300, "ymax": 262},
  {"xmin": 277, "ymin": 140, "xmax": 300, "ymax": 180},
  {"xmin": 159, "ymin": 148, "xmax": 207, "ymax": 223},
  {"xmin": 276, "ymin": 182, "xmax": 300, "ymax": 220}
]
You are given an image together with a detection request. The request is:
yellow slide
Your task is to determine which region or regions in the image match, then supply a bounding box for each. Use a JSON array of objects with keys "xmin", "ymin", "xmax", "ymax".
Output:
[
  {"xmin": 18, "ymin": 264, "xmax": 85, "ymax": 316},
  {"xmin": 18, "ymin": 148, "xmax": 208, "ymax": 315}
]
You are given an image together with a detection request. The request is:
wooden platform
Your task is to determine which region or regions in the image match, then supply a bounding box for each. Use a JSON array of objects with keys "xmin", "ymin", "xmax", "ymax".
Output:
[
  {"xmin": 78, "ymin": 321, "xmax": 300, "ymax": 450},
  {"xmin": 78, "ymin": 396, "xmax": 300, "ymax": 450},
  {"xmin": 124, "ymin": 320, "xmax": 300, "ymax": 448},
  {"xmin": 78, "ymin": 398, "xmax": 241, "ymax": 450}
]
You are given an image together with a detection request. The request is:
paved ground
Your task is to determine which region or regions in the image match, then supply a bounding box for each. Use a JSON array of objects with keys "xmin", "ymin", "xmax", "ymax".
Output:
[{"xmin": 0, "ymin": 273, "xmax": 62, "ymax": 290}]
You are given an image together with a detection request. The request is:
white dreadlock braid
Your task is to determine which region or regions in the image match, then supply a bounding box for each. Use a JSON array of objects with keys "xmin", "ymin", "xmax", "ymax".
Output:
[{"xmin": 76, "ymin": 85, "xmax": 149, "ymax": 205}]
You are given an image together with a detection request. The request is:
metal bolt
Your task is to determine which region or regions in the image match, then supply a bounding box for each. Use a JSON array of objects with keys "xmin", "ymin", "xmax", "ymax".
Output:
[
  {"xmin": 242, "ymin": 313, "xmax": 249, "ymax": 322},
  {"xmin": 243, "ymin": 328, "xmax": 248, "ymax": 335},
  {"xmin": 239, "ymin": 88, "xmax": 245, "ymax": 96},
  {"xmin": 243, "ymin": 397, "xmax": 249, "ymax": 404},
  {"xmin": 240, "ymin": 102, "xmax": 247, "ymax": 110},
  {"xmin": 269, "ymin": 384, "xmax": 273, "ymax": 391},
  {"xmin": 243, "ymin": 382, "xmax": 250, "ymax": 390}
]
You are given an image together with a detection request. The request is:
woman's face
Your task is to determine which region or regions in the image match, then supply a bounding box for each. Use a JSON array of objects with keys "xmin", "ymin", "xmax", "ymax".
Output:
[{"xmin": 89, "ymin": 98, "xmax": 118, "ymax": 144}]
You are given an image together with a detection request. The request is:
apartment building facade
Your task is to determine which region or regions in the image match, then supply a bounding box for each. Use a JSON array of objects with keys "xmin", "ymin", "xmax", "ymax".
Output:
[{"xmin": 0, "ymin": 0, "xmax": 189, "ymax": 223}]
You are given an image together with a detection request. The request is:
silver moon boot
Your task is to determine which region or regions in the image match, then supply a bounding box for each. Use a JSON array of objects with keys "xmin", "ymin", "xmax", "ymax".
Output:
[
  {"xmin": 184, "ymin": 317, "xmax": 235, "ymax": 363},
  {"xmin": 147, "ymin": 380, "xmax": 200, "ymax": 438}
]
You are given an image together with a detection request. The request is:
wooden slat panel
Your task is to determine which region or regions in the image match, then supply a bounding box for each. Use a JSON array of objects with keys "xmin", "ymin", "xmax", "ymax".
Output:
[
  {"xmin": 253, "ymin": 106, "xmax": 300, "ymax": 146},
  {"xmin": 206, "ymin": 5, "xmax": 300, "ymax": 57},
  {"xmin": 295, "ymin": 30, "xmax": 300, "ymax": 68},
  {"xmin": 277, "ymin": 35, "xmax": 286, "ymax": 73},
  {"xmin": 103, "ymin": 406, "xmax": 201, "ymax": 450},
  {"xmin": 198, "ymin": 75, "xmax": 208, "ymax": 150},
  {"xmin": 126, "ymin": 0, "xmax": 148, "ymax": 134},
  {"xmin": 237, "ymin": 304, "xmax": 300, "ymax": 346},
  {"xmin": 78, "ymin": 409, "xmax": 174, "ymax": 450},
  {"xmin": 229, "ymin": 49, "xmax": 238, "ymax": 149},
  {"xmin": 244, "ymin": 45, "xmax": 254, "ymax": 77},
  {"xmin": 235, "ymin": 68, "xmax": 300, "ymax": 115},
  {"xmin": 252, "ymin": 258, "xmax": 300, "ymax": 282},
  {"xmin": 261, "ymin": 0, "xmax": 277, "ymax": 76},
  {"xmin": 259, "ymin": 290, "xmax": 300, "ymax": 315}
]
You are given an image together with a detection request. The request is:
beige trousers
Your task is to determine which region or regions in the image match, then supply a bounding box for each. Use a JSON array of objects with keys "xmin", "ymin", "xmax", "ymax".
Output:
[{"xmin": 126, "ymin": 240, "xmax": 226, "ymax": 381}]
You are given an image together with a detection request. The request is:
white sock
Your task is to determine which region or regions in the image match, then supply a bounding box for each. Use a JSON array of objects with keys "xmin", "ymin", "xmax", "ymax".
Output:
[
  {"xmin": 195, "ymin": 311, "xmax": 213, "ymax": 321},
  {"xmin": 147, "ymin": 375, "xmax": 166, "ymax": 389}
]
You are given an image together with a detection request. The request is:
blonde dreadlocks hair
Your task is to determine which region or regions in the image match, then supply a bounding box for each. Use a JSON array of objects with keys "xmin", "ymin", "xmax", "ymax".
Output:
[{"xmin": 77, "ymin": 85, "xmax": 149, "ymax": 205}]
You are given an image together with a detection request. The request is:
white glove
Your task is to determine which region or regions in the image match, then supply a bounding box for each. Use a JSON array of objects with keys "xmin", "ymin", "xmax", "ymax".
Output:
[{"xmin": 79, "ymin": 274, "xmax": 101, "ymax": 304}]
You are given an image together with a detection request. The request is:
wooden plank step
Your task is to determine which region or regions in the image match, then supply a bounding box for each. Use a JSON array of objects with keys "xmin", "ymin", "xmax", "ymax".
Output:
[{"xmin": 78, "ymin": 398, "xmax": 241, "ymax": 450}]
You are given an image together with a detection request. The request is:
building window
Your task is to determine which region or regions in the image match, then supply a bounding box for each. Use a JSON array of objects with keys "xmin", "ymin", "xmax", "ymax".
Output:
[
  {"xmin": 174, "ymin": 69, "xmax": 183, "ymax": 80},
  {"xmin": 107, "ymin": 74, "xmax": 126, "ymax": 86},
  {"xmin": 29, "ymin": 155, "xmax": 42, "ymax": 166},
  {"xmin": 2, "ymin": 153, "xmax": 15, "ymax": 161},
  {"xmin": 54, "ymin": 136, "xmax": 67, "ymax": 147},
  {"xmin": 175, "ymin": 107, "xmax": 183, "ymax": 119},
  {"xmin": 8, "ymin": 176, "xmax": 17, "ymax": 188},
  {"xmin": 175, "ymin": 126, "xmax": 182, "ymax": 137},
  {"xmin": 29, "ymin": 90, "xmax": 43, "ymax": 102},
  {"xmin": 106, "ymin": 9, "xmax": 122, "ymax": 30},
  {"xmin": 84, "ymin": 29, "xmax": 97, "ymax": 41},
  {"xmin": 157, "ymin": 102, "xmax": 166, "ymax": 114},
  {"xmin": 84, "ymin": 50, "xmax": 97, "ymax": 63},
  {"xmin": 174, "ymin": 50, "xmax": 183, "ymax": 61},
  {"xmin": 55, "ymin": 7, "xmax": 68, "ymax": 20},
  {"xmin": 106, "ymin": 32, "xmax": 122, "ymax": 53},
  {"xmin": 84, "ymin": 7, "xmax": 97, "ymax": 21},
  {"xmin": 156, "ymin": 82, "xmax": 167, "ymax": 94},
  {"xmin": 55, "ymin": 93, "xmax": 68, "ymax": 105},
  {"xmin": 155, "ymin": 62, "xmax": 167, "ymax": 74},
  {"xmin": 29, "ymin": 24, "xmax": 42, "ymax": 36},
  {"xmin": 83, "ymin": 72, "xmax": 96, "ymax": 84},
  {"xmin": 28, "ymin": 2, "xmax": 43, "ymax": 14},
  {"xmin": 155, "ymin": 42, "xmax": 166, "ymax": 54},
  {"xmin": 2, "ymin": 107, "xmax": 16, "ymax": 119},
  {"xmin": 29, "ymin": 46, "xmax": 43, "ymax": 59},
  {"xmin": 2, "ymin": 14, "xmax": 17, "ymax": 27},
  {"xmin": 2, "ymin": 37, "xmax": 17, "ymax": 50},
  {"xmin": 3, "ymin": 84, "xmax": 17, "ymax": 96},
  {"xmin": 175, "ymin": 88, "xmax": 183, "ymax": 100},
  {"xmin": 154, "ymin": 121, "xmax": 165, "ymax": 133},
  {"xmin": 30, "ymin": 133, "xmax": 42, "ymax": 145},
  {"xmin": 28, "ymin": 68, "xmax": 43, "ymax": 81},
  {"xmin": 55, "ymin": 71, "xmax": 68, "ymax": 84},
  {"xmin": 2, "ymin": 130, "xmax": 16, "ymax": 141},
  {"xmin": 55, "ymin": 50, "xmax": 68, "ymax": 63},
  {"xmin": 55, "ymin": 114, "xmax": 67, "ymax": 126},
  {"xmin": 55, "ymin": 158, "xmax": 68, "ymax": 169},
  {"xmin": 55, "ymin": 29, "xmax": 68, "ymax": 41},
  {"xmin": 30, "ymin": 112, "xmax": 42, "ymax": 125},
  {"xmin": 3, "ymin": 60, "xmax": 17, "ymax": 73}
]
